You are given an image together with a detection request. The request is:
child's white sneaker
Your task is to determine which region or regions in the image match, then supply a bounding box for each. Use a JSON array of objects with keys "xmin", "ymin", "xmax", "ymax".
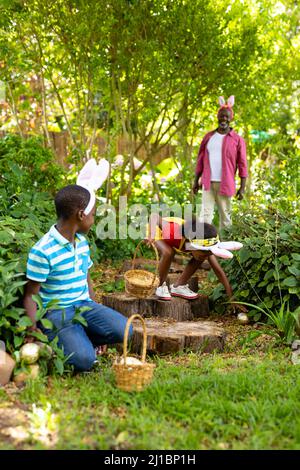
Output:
[
  {"xmin": 170, "ymin": 284, "xmax": 199, "ymax": 299},
  {"xmin": 156, "ymin": 282, "xmax": 172, "ymax": 300}
]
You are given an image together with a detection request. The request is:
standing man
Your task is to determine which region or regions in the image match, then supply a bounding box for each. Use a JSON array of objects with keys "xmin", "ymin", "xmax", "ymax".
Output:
[{"xmin": 193, "ymin": 96, "xmax": 248, "ymax": 230}]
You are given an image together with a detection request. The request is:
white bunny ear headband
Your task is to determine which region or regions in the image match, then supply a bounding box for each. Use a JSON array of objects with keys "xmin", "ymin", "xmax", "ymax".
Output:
[
  {"xmin": 218, "ymin": 95, "xmax": 235, "ymax": 119},
  {"xmin": 76, "ymin": 158, "xmax": 110, "ymax": 215},
  {"xmin": 185, "ymin": 236, "xmax": 243, "ymax": 259}
]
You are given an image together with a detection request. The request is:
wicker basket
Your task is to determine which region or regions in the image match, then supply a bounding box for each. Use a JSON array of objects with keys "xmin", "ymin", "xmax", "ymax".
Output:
[
  {"xmin": 113, "ymin": 314, "xmax": 155, "ymax": 392},
  {"xmin": 124, "ymin": 240, "xmax": 159, "ymax": 299}
]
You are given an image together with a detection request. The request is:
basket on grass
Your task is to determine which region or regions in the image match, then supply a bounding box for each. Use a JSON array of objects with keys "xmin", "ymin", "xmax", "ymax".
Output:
[
  {"xmin": 113, "ymin": 314, "xmax": 155, "ymax": 392},
  {"xmin": 124, "ymin": 240, "xmax": 159, "ymax": 299}
]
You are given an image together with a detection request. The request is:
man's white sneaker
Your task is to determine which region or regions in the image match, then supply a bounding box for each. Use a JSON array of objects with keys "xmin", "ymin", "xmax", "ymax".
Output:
[
  {"xmin": 170, "ymin": 284, "xmax": 199, "ymax": 299},
  {"xmin": 156, "ymin": 282, "xmax": 172, "ymax": 300}
]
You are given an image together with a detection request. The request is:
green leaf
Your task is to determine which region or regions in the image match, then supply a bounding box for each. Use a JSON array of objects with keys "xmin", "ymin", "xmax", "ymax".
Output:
[
  {"xmin": 76, "ymin": 306, "xmax": 92, "ymax": 315},
  {"xmin": 6, "ymin": 310, "xmax": 20, "ymax": 320},
  {"xmin": 279, "ymin": 255, "xmax": 290, "ymax": 265},
  {"xmin": 32, "ymin": 294, "xmax": 43, "ymax": 311},
  {"xmin": 289, "ymin": 287, "xmax": 300, "ymax": 294},
  {"xmin": 13, "ymin": 336, "xmax": 23, "ymax": 349},
  {"xmin": 0, "ymin": 231, "xmax": 14, "ymax": 244},
  {"xmin": 40, "ymin": 318, "xmax": 54, "ymax": 330},
  {"xmin": 46, "ymin": 298, "xmax": 60, "ymax": 309},
  {"xmin": 13, "ymin": 350, "xmax": 21, "ymax": 363},
  {"xmin": 239, "ymin": 249, "xmax": 251, "ymax": 263},
  {"xmin": 29, "ymin": 331, "xmax": 48, "ymax": 342},
  {"xmin": 18, "ymin": 316, "xmax": 33, "ymax": 328},
  {"xmin": 279, "ymin": 232, "xmax": 289, "ymax": 240},
  {"xmin": 238, "ymin": 290, "xmax": 249, "ymax": 297},
  {"xmin": 35, "ymin": 310, "xmax": 45, "ymax": 322},
  {"xmin": 103, "ymin": 283, "xmax": 114, "ymax": 292},
  {"xmin": 287, "ymin": 266, "xmax": 300, "ymax": 277},
  {"xmin": 282, "ymin": 276, "xmax": 298, "ymax": 288},
  {"xmin": 266, "ymin": 283, "xmax": 274, "ymax": 293},
  {"xmin": 264, "ymin": 269, "xmax": 274, "ymax": 281},
  {"xmin": 54, "ymin": 357, "xmax": 64, "ymax": 375},
  {"xmin": 258, "ymin": 281, "xmax": 267, "ymax": 287},
  {"xmin": 72, "ymin": 315, "xmax": 88, "ymax": 327},
  {"xmin": 291, "ymin": 253, "xmax": 300, "ymax": 261}
]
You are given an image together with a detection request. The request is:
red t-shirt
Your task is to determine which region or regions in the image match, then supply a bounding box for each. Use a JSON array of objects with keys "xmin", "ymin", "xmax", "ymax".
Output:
[{"xmin": 161, "ymin": 221, "xmax": 183, "ymax": 249}]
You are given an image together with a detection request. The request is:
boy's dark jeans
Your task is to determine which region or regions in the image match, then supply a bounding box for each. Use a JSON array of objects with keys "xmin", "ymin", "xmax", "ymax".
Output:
[{"xmin": 40, "ymin": 300, "xmax": 133, "ymax": 371}]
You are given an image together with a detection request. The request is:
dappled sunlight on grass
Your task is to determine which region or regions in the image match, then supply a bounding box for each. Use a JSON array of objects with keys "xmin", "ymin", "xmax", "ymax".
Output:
[
  {"xmin": 28, "ymin": 402, "xmax": 58, "ymax": 447},
  {"xmin": 1, "ymin": 328, "xmax": 300, "ymax": 450},
  {"xmin": 0, "ymin": 398, "xmax": 58, "ymax": 449}
]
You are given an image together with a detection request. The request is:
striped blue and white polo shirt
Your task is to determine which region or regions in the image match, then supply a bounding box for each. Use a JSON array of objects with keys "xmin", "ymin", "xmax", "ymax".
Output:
[{"xmin": 26, "ymin": 225, "xmax": 93, "ymax": 308}]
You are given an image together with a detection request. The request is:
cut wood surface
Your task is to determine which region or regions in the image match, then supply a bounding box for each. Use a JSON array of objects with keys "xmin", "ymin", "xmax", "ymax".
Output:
[
  {"xmin": 131, "ymin": 318, "xmax": 226, "ymax": 354},
  {"xmin": 102, "ymin": 292, "xmax": 209, "ymax": 321}
]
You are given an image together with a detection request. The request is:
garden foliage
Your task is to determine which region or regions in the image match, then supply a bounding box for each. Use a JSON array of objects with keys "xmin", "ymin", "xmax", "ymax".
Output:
[
  {"xmin": 212, "ymin": 209, "xmax": 300, "ymax": 322},
  {"xmin": 0, "ymin": 136, "xmax": 62, "ymax": 355}
]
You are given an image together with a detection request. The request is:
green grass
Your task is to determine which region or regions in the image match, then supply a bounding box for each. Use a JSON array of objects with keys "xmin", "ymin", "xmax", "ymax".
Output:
[{"xmin": 1, "ymin": 346, "xmax": 300, "ymax": 450}]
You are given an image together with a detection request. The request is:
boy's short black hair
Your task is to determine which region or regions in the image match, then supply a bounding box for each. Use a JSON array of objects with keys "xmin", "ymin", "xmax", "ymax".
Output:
[
  {"xmin": 183, "ymin": 217, "xmax": 217, "ymax": 240},
  {"xmin": 55, "ymin": 185, "xmax": 90, "ymax": 220}
]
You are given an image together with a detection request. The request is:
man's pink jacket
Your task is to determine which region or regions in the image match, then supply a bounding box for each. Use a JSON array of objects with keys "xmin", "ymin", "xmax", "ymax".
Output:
[{"xmin": 195, "ymin": 129, "xmax": 248, "ymax": 197}]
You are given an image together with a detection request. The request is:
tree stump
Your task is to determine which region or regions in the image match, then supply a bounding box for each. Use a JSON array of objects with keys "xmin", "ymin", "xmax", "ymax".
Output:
[
  {"xmin": 131, "ymin": 318, "xmax": 226, "ymax": 354},
  {"xmin": 166, "ymin": 273, "xmax": 198, "ymax": 292},
  {"xmin": 102, "ymin": 293, "xmax": 144, "ymax": 318},
  {"xmin": 154, "ymin": 298, "xmax": 193, "ymax": 321},
  {"xmin": 102, "ymin": 292, "xmax": 209, "ymax": 321}
]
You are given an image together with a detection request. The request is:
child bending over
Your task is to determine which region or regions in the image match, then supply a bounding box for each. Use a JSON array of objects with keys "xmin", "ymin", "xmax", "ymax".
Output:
[{"xmin": 147, "ymin": 214, "xmax": 242, "ymax": 307}]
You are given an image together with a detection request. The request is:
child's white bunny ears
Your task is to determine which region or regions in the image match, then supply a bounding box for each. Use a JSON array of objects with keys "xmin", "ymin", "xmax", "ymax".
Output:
[
  {"xmin": 76, "ymin": 158, "xmax": 110, "ymax": 215},
  {"xmin": 218, "ymin": 95, "xmax": 235, "ymax": 119},
  {"xmin": 186, "ymin": 239, "xmax": 243, "ymax": 259}
]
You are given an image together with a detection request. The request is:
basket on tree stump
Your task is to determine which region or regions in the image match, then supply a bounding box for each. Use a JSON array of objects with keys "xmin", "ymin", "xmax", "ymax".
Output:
[{"xmin": 124, "ymin": 241, "xmax": 159, "ymax": 298}]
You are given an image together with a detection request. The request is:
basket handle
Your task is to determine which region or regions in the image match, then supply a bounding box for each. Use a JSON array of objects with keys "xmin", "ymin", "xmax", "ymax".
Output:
[
  {"xmin": 132, "ymin": 240, "xmax": 159, "ymax": 289},
  {"xmin": 123, "ymin": 314, "xmax": 147, "ymax": 364}
]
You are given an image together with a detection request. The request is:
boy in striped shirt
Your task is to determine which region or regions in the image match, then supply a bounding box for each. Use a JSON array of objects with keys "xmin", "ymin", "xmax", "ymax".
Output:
[{"xmin": 24, "ymin": 184, "xmax": 132, "ymax": 372}]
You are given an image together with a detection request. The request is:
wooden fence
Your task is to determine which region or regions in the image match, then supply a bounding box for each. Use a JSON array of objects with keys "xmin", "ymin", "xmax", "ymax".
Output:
[{"xmin": 0, "ymin": 130, "xmax": 177, "ymax": 167}]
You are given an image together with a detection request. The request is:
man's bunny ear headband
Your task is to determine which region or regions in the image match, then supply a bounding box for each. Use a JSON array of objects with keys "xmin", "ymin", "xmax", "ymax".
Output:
[
  {"xmin": 76, "ymin": 158, "xmax": 110, "ymax": 215},
  {"xmin": 185, "ymin": 236, "xmax": 243, "ymax": 259},
  {"xmin": 217, "ymin": 95, "xmax": 234, "ymax": 119}
]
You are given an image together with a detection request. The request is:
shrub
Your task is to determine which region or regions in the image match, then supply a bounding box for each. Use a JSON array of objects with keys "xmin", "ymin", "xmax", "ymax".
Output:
[
  {"xmin": 0, "ymin": 134, "xmax": 65, "ymax": 195},
  {"xmin": 211, "ymin": 208, "xmax": 300, "ymax": 320},
  {"xmin": 0, "ymin": 135, "xmax": 63, "ymax": 354},
  {"xmin": 0, "ymin": 190, "xmax": 56, "ymax": 350}
]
